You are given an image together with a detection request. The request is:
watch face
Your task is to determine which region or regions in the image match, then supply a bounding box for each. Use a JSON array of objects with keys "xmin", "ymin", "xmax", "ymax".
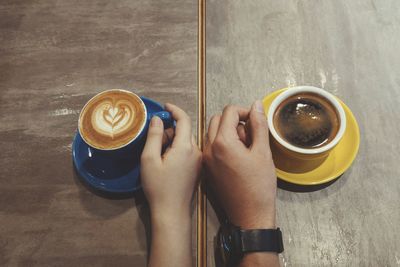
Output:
[
  {"xmin": 218, "ymin": 227, "xmax": 231, "ymax": 266},
  {"xmin": 218, "ymin": 225, "xmax": 239, "ymax": 267}
]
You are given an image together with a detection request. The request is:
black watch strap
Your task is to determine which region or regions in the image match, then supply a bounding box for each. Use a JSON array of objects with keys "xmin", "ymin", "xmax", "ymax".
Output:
[{"xmin": 240, "ymin": 228, "xmax": 284, "ymax": 253}]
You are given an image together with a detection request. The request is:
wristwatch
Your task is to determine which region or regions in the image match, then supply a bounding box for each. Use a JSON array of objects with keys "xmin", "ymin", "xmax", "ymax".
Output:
[{"xmin": 217, "ymin": 222, "xmax": 284, "ymax": 266}]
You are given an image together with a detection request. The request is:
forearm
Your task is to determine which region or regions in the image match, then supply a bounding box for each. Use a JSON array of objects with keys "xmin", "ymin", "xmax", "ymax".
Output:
[
  {"xmin": 237, "ymin": 204, "xmax": 280, "ymax": 267},
  {"xmin": 239, "ymin": 252, "xmax": 280, "ymax": 267},
  {"xmin": 148, "ymin": 209, "xmax": 192, "ymax": 267}
]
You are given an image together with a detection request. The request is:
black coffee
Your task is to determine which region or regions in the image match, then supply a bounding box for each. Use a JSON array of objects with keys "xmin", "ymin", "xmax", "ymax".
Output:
[{"xmin": 273, "ymin": 92, "xmax": 340, "ymax": 149}]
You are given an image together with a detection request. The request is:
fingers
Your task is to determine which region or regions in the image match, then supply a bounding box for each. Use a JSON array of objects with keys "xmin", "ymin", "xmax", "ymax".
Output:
[
  {"xmin": 162, "ymin": 128, "xmax": 175, "ymax": 147},
  {"xmin": 237, "ymin": 123, "xmax": 250, "ymax": 146},
  {"xmin": 141, "ymin": 116, "xmax": 164, "ymax": 163},
  {"xmin": 165, "ymin": 103, "xmax": 192, "ymax": 145},
  {"xmin": 160, "ymin": 102, "xmax": 268, "ymax": 154},
  {"xmin": 248, "ymin": 100, "xmax": 270, "ymax": 152},
  {"xmin": 218, "ymin": 105, "xmax": 250, "ymax": 139},
  {"xmin": 207, "ymin": 115, "xmax": 221, "ymax": 143}
]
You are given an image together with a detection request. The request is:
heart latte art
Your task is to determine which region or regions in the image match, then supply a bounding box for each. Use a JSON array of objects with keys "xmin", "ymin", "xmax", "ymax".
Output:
[
  {"xmin": 79, "ymin": 90, "xmax": 146, "ymax": 150},
  {"xmin": 93, "ymin": 100, "xmax": 134, "ymax": 138}
]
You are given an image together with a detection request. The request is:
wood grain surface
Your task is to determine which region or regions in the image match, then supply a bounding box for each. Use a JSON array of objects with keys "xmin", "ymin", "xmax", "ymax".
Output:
[
  {"xmin": 0, "ymin": 0, "xmax": 197, "ymax": 266},
  {"xmin": 206, "ymin": 0, "xmax": 400, "ymax": 266},
  {"xmin": 2, "ymin": 0, "xmax": 400, "ymax": 266}
]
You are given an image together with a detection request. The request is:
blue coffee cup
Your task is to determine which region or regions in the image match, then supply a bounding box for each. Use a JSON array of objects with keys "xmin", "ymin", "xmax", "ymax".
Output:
[{"xmin": 72, "ymin": 90, "xmax": 174, "ymax": 194}]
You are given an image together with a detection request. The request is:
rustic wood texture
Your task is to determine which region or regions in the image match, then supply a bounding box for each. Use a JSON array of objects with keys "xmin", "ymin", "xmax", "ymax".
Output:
[
  {"xmin": 206, "ymin": 0, "xmax": 400, "ymax": 266},
  {"xmin": 0, "ymin": 0, "xmax": 197, "ymax": 266}
]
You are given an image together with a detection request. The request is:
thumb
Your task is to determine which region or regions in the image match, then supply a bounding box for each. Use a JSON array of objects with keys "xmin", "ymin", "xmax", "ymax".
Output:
[
  {"xmin": 141, "ymin": 116, "xmax": 164, "ymax": 163},
  {"xmin": 249, "ymin": 100, "xmax": 270, "ymax": 152}
]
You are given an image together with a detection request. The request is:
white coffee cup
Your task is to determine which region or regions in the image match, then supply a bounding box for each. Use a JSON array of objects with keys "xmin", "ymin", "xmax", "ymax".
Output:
[{"xmin": 267, "ymin": 86, "xmax": 346, "ymax": 159}]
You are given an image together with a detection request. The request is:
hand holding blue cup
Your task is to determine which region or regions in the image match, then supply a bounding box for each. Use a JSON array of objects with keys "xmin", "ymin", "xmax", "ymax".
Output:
[{"xmin": 72, "ymin": 89, "xmax": 174, "ymax": 194}]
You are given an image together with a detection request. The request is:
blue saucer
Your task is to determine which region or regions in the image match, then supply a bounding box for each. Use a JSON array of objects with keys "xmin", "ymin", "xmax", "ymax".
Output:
[{"xmin": 72, "ymin": 97, "xmax": 166, "ymax": 194}]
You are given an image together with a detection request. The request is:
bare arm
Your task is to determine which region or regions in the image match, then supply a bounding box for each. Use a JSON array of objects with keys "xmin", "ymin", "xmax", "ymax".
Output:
[
  {"xmin": 149, "ymin": 210, "xmax": 192, "ymax": 267},
  {"xmin": 204, "ymin": 101, "xmax": 280, "ymax": 267},
  {"xmin": 141, "ymin": 104, "xmax": 202, "ymax": 267}
]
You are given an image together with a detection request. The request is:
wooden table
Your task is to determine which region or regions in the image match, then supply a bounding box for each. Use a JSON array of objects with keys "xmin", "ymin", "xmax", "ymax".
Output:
[
  {"xmin": 2, "ymin": 0, "xmax": 400, "ymax": 266},
  {"xmin": 0, "ymin": 1, "xmax": 197, "ymax": 266},
  {"xmin": 206, "ymin": 0, "xmax": 400, "ymax": 266}
]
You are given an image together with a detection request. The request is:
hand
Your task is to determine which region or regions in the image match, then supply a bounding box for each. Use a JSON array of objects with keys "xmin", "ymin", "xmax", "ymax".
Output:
[
  {"xmin": 141, "ymin": 103, "xmax": 201, "ymax": 267},
  {"xmin": 141, "ymin": 103, "xmax": 202, "ymax": 219},
  {"xmin": 204, "ymin": 100, "xmax": 277, "ymax": 229}
]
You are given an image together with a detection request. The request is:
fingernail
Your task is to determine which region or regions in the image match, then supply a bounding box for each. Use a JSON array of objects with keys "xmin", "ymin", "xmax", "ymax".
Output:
[
  {"xmin": 254, "ymin": 100, "xmax": 265, "ymax": 114},
  {"xmin": 150, "ymin": 116, "xmax": 162, "ymax": 127}
]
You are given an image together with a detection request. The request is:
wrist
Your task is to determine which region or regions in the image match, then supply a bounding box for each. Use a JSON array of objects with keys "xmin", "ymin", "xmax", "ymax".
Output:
[
  {"xmin": 231, "ymin": 204, "xmax": 276, "ymax": 229},
  {"xmin": 150, "ymin": 211, "xmax": 191, "ymax": 245},
  {"xmin": 234, "ymin": 215, "xmax": 276, "ymax": 229},
  {"xmin": 150, "ymin": 206, "xmax": 191, "ymax": 228}
]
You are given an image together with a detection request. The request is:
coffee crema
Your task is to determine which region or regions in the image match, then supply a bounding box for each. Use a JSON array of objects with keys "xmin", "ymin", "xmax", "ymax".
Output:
[
  {"xmin": 273, "ymin": 92, "xmax": 340, "ymax": 149},
  {"xmin": 79, "ymin": 90, "xmax": 146, "ymax": 150}
]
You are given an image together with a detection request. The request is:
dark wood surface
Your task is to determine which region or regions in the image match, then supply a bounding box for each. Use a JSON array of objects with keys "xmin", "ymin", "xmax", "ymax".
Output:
[
  {"xmin": 206, "ymin": 0, "xmax": 400, "ymax": 266},
  {"xmin": 0, "ymin": 1, "xmax": 197, "ymax": 266},
  {"xmin": 2, "ymin": 1, "xmax": 400, "ymax": 266}
]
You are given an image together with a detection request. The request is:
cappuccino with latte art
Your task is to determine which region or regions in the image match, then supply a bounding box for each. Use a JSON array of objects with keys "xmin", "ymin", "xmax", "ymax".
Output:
[{"xmin": 79, "ymin": 90, "xmax": 146, "ymax": 150}]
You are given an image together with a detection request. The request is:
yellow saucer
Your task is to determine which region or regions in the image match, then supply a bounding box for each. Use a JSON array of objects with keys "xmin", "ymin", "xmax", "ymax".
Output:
[{"xmin": 263, "ymin": 88, "xmax": 360, "ymax": 185}]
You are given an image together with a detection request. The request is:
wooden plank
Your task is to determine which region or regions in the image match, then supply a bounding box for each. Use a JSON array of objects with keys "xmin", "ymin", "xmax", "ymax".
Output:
[
  {"xmin": 0, "ymin": 0, "xmax": 197, "ymax": 266},
  {"xmin": 196, "ymin": 0, "xmax": 207, "ymax": 266},
  {"xmin": 206, "ymin": 0, "xmax": 400, "ymax": 266}
]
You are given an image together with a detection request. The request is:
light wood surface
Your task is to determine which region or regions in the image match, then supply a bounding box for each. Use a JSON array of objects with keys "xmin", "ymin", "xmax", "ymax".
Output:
[
  {"xmin": 0, "ymin": 1, "xmax": 197, "ymax": 266},
  {"xmin": 2, "ymin": 0, "xmax": 400, "ymax": 266},
  {"xmin": 206, "ymin": 0, "xmax": 400, "ymax": 266}
]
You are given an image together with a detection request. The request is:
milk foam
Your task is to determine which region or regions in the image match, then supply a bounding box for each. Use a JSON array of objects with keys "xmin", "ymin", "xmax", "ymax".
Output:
[
  {"xmin": 79, "ymin": 90, "xmax": 146, "ymax": 150},
  {"xmin": 91, "ymin": 99, "xmax": 136, "ymax": 139}
]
